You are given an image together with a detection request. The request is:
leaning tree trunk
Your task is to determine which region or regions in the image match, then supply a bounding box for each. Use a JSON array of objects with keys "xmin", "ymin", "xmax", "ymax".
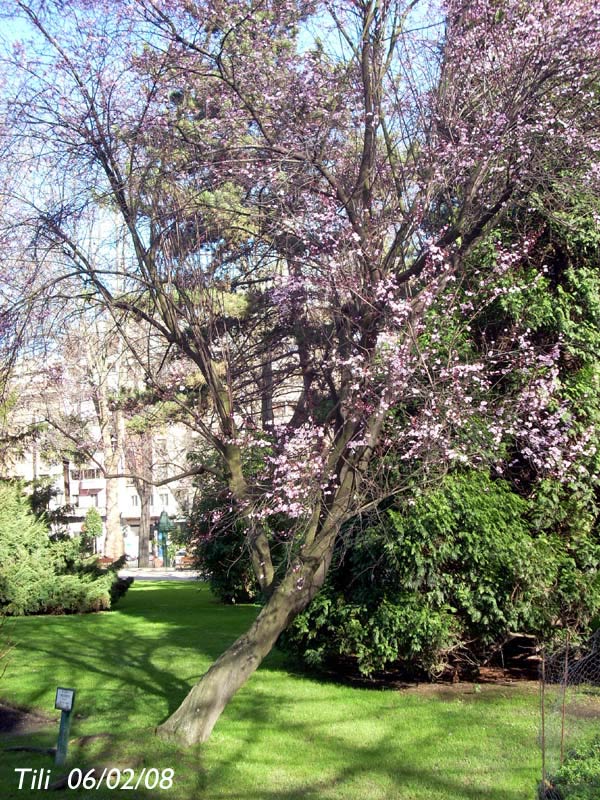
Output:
[
  {"xmin": 156, "ymin": 453, "xmax": 361, "ymax": 745},
  {"xmin": 156, "ymin": 569, "xmax": 318, "ymax": 745}
]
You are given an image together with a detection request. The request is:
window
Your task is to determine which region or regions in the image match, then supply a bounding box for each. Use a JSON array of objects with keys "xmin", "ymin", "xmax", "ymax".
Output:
[
  {"xmin": 131, "ymin": 495, "xmax": 139, "ymax": 507},
  {"xmin": 159, "ymin": 493, "xmax": 169, "ymax": 507}
]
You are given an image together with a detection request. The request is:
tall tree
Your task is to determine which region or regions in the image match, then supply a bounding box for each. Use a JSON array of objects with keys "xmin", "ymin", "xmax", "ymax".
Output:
[
  {"xmin": 11, "ymin": 317, "xmax": 129, "ymax": 558},
  {"xmin": 80, "ymin": 328, "xmax": 127, "ymax": 560},
  {"xmin": 1, "ymin": 0, "xmax": 599, "ymax": 744},
  {"xmin": 124, "ymin": 427, "xmax": 154, "ymax": 568}
]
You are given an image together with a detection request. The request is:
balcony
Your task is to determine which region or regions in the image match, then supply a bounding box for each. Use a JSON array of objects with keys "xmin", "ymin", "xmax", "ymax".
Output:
[{"xmin": 78, "ymin": 477, "xmax": 105, "ymax": 491}]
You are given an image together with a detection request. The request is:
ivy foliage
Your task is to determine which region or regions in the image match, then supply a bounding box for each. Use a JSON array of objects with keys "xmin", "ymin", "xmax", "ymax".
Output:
[{"xmin": 0, "ymin": 481, "xmax": 130, "ymax": 615}]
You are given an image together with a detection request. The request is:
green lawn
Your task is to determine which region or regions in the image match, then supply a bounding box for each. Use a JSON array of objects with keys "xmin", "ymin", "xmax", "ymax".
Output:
[{"xmin": 1, "ymin": 581, "xmax": 542, "ymax": 799}]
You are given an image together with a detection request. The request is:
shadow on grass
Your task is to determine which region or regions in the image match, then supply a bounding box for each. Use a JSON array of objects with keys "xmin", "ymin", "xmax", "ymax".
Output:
[
  {"xmin": 1, "ymin": 581, "xmax": 259, "ymax": 720},
  {"xmin": 194, "ymin": 683, "xmax": 534, "ymax": 800},
  {"xmin": 2, "ymin": 581, "xmax": 536, "ymax": 800}
]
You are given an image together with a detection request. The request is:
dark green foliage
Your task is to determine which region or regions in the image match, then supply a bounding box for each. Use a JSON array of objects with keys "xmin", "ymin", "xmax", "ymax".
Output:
[
  {"xmin": 196, "ymin": 528, "xmax": 258, "ymax": 604},
  {"xmin": 26, "ymin": 476, "xmax": 74, "ymax": 533},
  {"xmin": 0, "ymin": 481, "xmax": 130, "ymax": 616},
  {"xmin": 540, "ymin": 737, "xmax": 600, "ymax": 800},
  {"xmin": 281, "ymin": 472, "xmax": 600, "ymax": 678},
  {"xmin": 529, "ymin": 481, "xmax": 600, "ymax": 635},
  {"xmin": 188, "ymin": 494, "xmax": 259, "ymax": 604},
  {"xmin": 110, "ymin": 574, "xmax": 134, "ymax": 605}
]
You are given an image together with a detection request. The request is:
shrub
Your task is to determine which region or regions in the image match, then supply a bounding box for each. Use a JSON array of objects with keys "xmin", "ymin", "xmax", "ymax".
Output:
[
  {"xmin": 35, "ymin": 573, "xmax": 113, "ymax": 614},
  {"xmin": 281, "ymin": 472, "xmax": 600, "ymax": 679},
  {"xmin": 540, "ymin": 737, "xmax": 600, "ymax": 799},
  {"xmin": 0, "ymin": 482, "xmax": 131, "ymax": 615},
  {"xmin": 185, "ymin": 490, "xmax": 259, "ymax": 603}
]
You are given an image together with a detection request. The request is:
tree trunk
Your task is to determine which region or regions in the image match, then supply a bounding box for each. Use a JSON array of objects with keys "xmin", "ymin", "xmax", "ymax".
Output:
[
  {"xmin": 62, "ymin": 458, "xmax": 71, "ymax": 505},
  {"xmin": 128, "ymin": 431, "xmax": 154, "ymax": 568},
  {"xmin": 157, "ymin": 467, "xmax": 356, "ymax": 746},
  {"xmin": 260, "ymin": 357, "xmax": 274, "ymax": 429},
  {"xmin": 137, "ymin": 482, "xmax": 152, "ymax": 568},
  {"xmin": 156, "ymin": 572, "xmax": 315, "ymax": 745},
  {"xmin": 102, "ymin": 410, "xmax": 125, "ymax": 560},
  {"xmin": 104, "ymin": 472, "xmax": 124, "ymax": 560}
]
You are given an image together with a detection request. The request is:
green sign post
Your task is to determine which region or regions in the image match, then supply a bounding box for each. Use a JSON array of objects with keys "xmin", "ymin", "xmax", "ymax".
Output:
[{"xmin": 54, "ymin": 687, "xmax": 75, "ymax": 766}]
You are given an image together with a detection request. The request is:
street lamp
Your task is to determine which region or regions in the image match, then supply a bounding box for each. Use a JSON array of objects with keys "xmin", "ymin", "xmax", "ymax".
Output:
[{"xmin": 158, "ymin": 511, "xmax": 172, "ymax": 567}]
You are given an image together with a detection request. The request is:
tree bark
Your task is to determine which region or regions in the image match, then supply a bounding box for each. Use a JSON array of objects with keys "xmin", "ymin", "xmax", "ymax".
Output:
[
  {"xmin": 156, "ymin": 568, "xmax": 318, "ymax": 745},
  {"xmin": 156, "ymin": 461, "xmax": 359, "ymax": 746},
  {"xmin": 136, "ymin": 480, "xmax": 152, "ymax": 568},
  {"xmin": 104, "ymin": 469, "xmax": 124, "ymax": 560},
  {"xmin": 62, "ymin": 458, "xmax": 71, "ymax": 505},
  {"xmin": 127, "ymin": 431, "xmax": 154, "ymax": 568},
  {"xmin": 85, "ymin": 336, "xmax": 126, "ymax": 562}
]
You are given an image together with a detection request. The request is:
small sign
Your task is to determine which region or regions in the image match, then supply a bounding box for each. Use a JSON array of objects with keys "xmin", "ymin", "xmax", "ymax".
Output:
[{"xmin": 55, "ymin": 687, "xmax": 75, "ymax": 712}]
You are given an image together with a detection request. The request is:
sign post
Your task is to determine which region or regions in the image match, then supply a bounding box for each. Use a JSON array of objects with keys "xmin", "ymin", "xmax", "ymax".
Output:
[{"xmin": 54, "ymin": 687, "xmax": 75, "ymax": 766}]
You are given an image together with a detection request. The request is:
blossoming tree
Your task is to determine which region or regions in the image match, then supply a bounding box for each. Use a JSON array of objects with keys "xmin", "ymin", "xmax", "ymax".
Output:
[{"xmin": 1, "ymin": 0, "xmax": 599, "ymax": 743}]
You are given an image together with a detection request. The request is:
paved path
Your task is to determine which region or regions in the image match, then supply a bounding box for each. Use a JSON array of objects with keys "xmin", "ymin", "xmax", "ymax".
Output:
[{"xmin": 119, "ymin": 567, "xmax": 202, "ymax": 581}]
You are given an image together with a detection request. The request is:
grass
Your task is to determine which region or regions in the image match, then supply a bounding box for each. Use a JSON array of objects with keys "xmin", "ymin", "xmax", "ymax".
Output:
[{"xmin": 0, "ymin": 580, "xmax": 542, "ymax": 800}]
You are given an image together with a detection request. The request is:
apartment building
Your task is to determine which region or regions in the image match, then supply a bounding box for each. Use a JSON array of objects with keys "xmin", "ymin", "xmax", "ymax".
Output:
[
  {"xmin": 9, "ymin": 437, "xmax": 193, "ymax": 559},
  {"xmin": 3, "ymin": 317, "xmax": 201, "ymax": 559}
]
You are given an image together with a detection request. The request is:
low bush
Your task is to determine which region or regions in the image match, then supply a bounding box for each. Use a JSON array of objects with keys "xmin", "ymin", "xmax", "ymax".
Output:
[
  {"xmin": 34, "ymin": 573, "xmax": 114, "ymax": 614},
  {"xmin": 0, "ymin": 481, "xmax": 131, "ymax": 616},
  {"xmin": 540, "ymin": 737, "xmax": 600, "ymax": 799}
]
